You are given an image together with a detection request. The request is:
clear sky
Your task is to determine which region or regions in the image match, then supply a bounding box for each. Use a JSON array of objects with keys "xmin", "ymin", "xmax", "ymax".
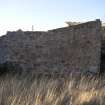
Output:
[{"xmin": 0, "ymin": 0, "xmax": 105, "ymax": 35}]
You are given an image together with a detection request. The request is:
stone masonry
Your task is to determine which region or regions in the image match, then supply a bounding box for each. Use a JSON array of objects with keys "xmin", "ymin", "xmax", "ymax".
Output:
[{"xmin": 0, "ymin": 19, "xmax": 102, "ymax": 74}]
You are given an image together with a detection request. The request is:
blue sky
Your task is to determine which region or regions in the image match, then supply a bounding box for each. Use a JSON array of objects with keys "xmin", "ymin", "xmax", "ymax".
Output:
[{"xmin": 0, "ymin": 0, "xmax": 105, "ymax": 35}]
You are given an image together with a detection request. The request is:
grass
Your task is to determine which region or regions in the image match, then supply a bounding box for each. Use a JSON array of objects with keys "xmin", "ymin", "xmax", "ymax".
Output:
[{"xmin": 0, "ymin": 73, "xmax": 105, "ymax": 105}]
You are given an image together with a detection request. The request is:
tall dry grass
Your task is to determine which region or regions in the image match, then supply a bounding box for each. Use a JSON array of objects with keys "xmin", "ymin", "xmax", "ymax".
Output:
[{"xmin": 0, "ymin": 73, "xmax": 105, "ymax": 105}]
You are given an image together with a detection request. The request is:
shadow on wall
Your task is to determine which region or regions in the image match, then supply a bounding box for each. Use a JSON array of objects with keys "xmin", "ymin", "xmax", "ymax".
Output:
[{"xmin": 0, "ymin": 61, "xmax": 22, "ymax": 76}]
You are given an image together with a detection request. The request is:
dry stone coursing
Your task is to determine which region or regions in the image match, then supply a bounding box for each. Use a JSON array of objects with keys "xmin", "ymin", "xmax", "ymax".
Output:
[{"xmin": 0, "ymin": 19, "xmax": 102, "ymax": 74}]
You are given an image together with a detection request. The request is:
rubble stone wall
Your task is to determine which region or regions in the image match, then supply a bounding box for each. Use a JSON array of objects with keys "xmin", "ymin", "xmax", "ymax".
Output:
[{"xmin": 0, "ymin": 19, "xmax": 102, "ymax": 74}]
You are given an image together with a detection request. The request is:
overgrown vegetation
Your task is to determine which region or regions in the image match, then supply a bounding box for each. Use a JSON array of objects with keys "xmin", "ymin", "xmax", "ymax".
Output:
[{"xmin": 0, "ymin": 73, "xmax": 105, "ymax": 105}]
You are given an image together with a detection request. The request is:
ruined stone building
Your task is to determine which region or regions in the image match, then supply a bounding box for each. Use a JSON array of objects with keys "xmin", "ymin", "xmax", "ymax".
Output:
[{"xmin": 0, "ymin": 19, "xmax": 103, "ymax": 75}]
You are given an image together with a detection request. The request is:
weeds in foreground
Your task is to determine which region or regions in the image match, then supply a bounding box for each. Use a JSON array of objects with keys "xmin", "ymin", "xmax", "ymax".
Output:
[{"xmin": 0, "ymin": 74, "xmax": 105, "ymax": 105}]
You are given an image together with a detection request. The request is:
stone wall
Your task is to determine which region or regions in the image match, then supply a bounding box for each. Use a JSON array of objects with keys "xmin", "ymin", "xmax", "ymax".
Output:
[{"xmin": 0, "ymin": 19, "xmax": 102, "ymax": 74}]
